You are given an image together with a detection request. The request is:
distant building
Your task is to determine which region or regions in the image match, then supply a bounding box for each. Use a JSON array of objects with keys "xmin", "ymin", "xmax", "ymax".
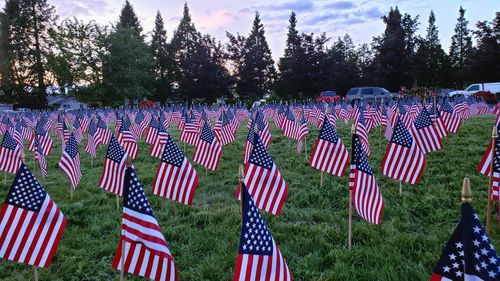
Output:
[{"xmin": 47, "ymin": 96, "xmax": 88, "ymax": 110}]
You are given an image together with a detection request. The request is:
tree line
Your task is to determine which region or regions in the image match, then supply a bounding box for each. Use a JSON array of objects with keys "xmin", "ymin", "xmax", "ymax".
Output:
[{"xmin": 0, "ymin": 0, "xmax": 499, "ymax": 108}]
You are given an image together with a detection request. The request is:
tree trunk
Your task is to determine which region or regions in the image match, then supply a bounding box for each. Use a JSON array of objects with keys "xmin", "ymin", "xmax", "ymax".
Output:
[{"xmin": 31, "ymin": 0, "xmax": 47, "ymax": 107}]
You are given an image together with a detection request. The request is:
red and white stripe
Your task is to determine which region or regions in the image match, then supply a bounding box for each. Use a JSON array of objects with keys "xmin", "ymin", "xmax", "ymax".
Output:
[
  {"xmin": 349, "ymin": 167, "xmax": 384, "ymax": 224},
  {"xmin": 152, "ymin": 158, "xmax": 199, "ymax": 206}
]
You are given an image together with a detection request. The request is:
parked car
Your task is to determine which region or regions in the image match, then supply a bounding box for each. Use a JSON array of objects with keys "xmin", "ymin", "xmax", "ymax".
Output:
[
  {"xmin": 448, "ymin": 82, "xmax": 500, "ymax": 98},
  {"xmin": 317, "ymin": 91, "xmax": 341, "ymax": 103},
  {"xmin": 345, "ymin": 87, "xmax": 396, "ymax": 104}
]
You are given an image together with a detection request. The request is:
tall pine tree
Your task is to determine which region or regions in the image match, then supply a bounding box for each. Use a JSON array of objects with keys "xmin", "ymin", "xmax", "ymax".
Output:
[
  {"xmin": 102, "ymin": 1, "xmax": 154, "ymax": 106},
  {"xmin": 238, "ymin": 12, "xmax": 276, "ymax": 104},
  {"xmin": 151, "ymin": 11, "xmax": 171, "ymax": 104},
  {"xmin": 449, "ymin": 6, "xmax": 473, "ymax": 87}
]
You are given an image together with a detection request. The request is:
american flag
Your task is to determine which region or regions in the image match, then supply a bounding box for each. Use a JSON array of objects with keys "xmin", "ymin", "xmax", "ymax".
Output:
[
  {"xmin": 309, "ymin": 117, "xmax": 349, "ymax": 176},
  {"xmin": 77, "ymin": 111, "xmax": 90, "ymax": 133},
  {"xmin": 54, "ymin": 115, "xmax": 63, "ymax": 139},
  {"xmin": 117, "ymin": 118, "xmax": 138, "ymax": 160},
  {"xmin": 355, "ymin": 108, "xmax": 371, "ymax": 157},
  {"xmin": 412, "ymin": 107, "xmax": 443, "ymax": 154},
  {"xmin": 255, "ymin": 111, "xmax": 271, "ymax": 147},
  {"xmin": 429, "ymin": 103, "xmax": 448, "ymax": 139},
  {"xmin": 18, "ymin": 119, "xmax": 32, "ymax": 141},
  {"xmin": 58, "ymin": 134, "xmax": 82, "ymax": 190},
  {"xmin": 193, "ymin": 122, "xmax": 222, "ymax": 171},
  {"xmin": 430, "ymin": 203, "xmax": 500, "ymax": 281},
  {"xmin": 236, "ymin": 133, "xmax": 288, "ymax": 216},
  {"xmin": 29, "ymin": 123, "xmax": 53, "ymax": 156},
  {"xmin": 233, "ymin": 184, "xmax": 292, "ymax": 281},
  {"xmin": 84, "ymin": 119, "xmax": 97, "ymax": 158},
  {"xmin": 180, "ymin": 113, "xmax": 198, "ymax": 146},
  {"xmin": 283, "ymin": 107, "xmax": 299, "ymax": 139},
  {"xmin": 149, "ymin": 121, "xmax": 169, "ymax": 159},
  {"xmin": 381, "ymin": 117, "xmax": 426, "ymax": 184},
  {"xmin": 296, "ymin": 113, "xmax": 309, "ymax": 153},
  {"xmin": 145, "ymin": 116, "xmax": 159, "ymax": 144},
  {"xmin": 0, "ymin": 131, "xmax": 22, "ymax": 174},
  {"xmin": 0, "ymin": 163, "xmax": 66, "ymax": 268},
  {"xmin": 95, "ymin": 117, "xmax": 112, "ymax": 147},
  {"xmin": 349, "ymin": 134, "xmax": 384, "ymax": 224},
  {"xmin": 34, "ymin": 138, "xmax": 48, "ymax": 177},
  {"xmin": 477, "ymin": 122, "xmax": 500, "ymax": 200},
  {"xmin": 214, "ymin": 111, "xmax": 236, "ymax": 146},
  {"xmin": 112, "ymin": 167, "xmax": 178, "ymax": 281},
  {"xmin": 13, "ymin": 123, "xmax": 24, "ymax": 148},
  {"xmin": 98, "ymin": 135, "xmax": 127, "ymax": 197},
  {"xmin": 152, "ymin": 134, "xmax": 199, "ymax": 205},
  {"xmin": 243, "ymin": 128, "xmax": 255, "ymax": 165},
  {"xmin": 441, "ymin": 100, "xmax": 461, "ymax": 134},
  {"xmin": 72, "ymin": 118, "xmax": 84, "ymax": 144},
  {"xmin": 130, "ymin": 112, "xmax": 145, "ymax": 140}
]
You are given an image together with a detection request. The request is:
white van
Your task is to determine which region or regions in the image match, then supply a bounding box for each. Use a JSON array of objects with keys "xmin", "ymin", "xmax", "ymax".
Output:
[{"xmin": 449, "ymin": 82, "xmax": 500, "ymax": 98}]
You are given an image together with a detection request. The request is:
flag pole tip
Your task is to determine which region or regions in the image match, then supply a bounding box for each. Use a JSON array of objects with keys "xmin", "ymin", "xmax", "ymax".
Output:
[
  {"xmin": 351, "ymin": 124, "xmax": 355, "ymax": 134},
  {"xmin": 492, "ymin": 126, "xmax": 498, "ymax": 138},
  {"xmin": 461, "ymin": 177, "xmax": 472, "ymax": 204},
  {"xmin": 238, "ymin": 165, "xmax": 244, "ymax": 183}
]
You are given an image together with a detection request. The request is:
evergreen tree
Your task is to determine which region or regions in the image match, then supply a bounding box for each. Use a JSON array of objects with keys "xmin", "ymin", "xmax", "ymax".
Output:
[
  {"xmin": 0, "ymin": 0, "xmax": 57, "ymax": 107},
  {"xmin": 468, "ymin": 12, "xmax": 500, "ymax": 84},
  {"xmin": 151, "ymin": 11, "xmax": 171, "ymax": 104},
  {"xmin": 276, "ymin": 12, "xmax": 305, "ymax": 99},
  {"xmin": 238, "ymin": 12, "xmax": 276, "ymax": 104},
  {"xmin": 372, "ymin": 7, "xmax": 409, "ymax": 91},
  {"xmin": 170, "ymin": 3, "xmax": 201, "ymax": 103},
  {"xmin": 449, "ymin": 6, "xmax": 473, "ymax": 87},
  {"xmin": 415, "ymin": 11, "xmax": 448, "ymax": 87},
  {"xmin": 0, "ymin": 9, "xmax": 12, "ymax": 100},
  {"xmin": 119, "ymin": 0, "xmax": 142, "ymax": 37},
  {"xmin": 102, "ymin": 2, "xmax": 153, "ymax": 106}
]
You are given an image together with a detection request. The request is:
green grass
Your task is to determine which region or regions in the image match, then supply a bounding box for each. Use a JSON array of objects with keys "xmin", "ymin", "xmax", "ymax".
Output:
[{"xmin": 1, "ymin": 116, "xmax": 499, "ymax": 280}]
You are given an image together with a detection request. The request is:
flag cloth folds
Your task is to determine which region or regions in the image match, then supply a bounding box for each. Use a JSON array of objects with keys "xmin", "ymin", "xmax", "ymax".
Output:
[
  {"xmin": 98, "ymin": 135, "xmax": 127, "ymax": 197},
  {"xmin": 350, "ymin": 134, "xmax": 384, "ymax": 224},
  {"xmin": 112, "ymin": 167, "xmax": 178, "ymax": 281},
  {"xmin": 193, "ymin": 122, "xmax": 222, "ymax": 171},
  {"xmin": 430, "ymin": 203, "xmax": 500, "ymax": 281},
  {"xmin": 0, "ymin": 163, "xmax": 66, "ymax": 268},
  {"xmin": 58, "ymin": 134, "xmax": 82, "ymax": 190},
  {"xmin": 236, "ymin": 133, "xmax": 288, "ymax": 216},
  {"xmin": 0, "ymin": 131, "xmax": 22, "ymax": 174},
  {"xmin": 381, "ymin": 117, "xmax": 426, "ymax": 184},
  {"xmin": 152, "ymin": 134, "xmax": 199, "ymax": 205},
  {"xmin": 309, "ymin": 117, "xmax": 349, "ymax": 176},
  {"xmin": 233, "ymin": 184, "xmax": 292, "ymax": 281}
]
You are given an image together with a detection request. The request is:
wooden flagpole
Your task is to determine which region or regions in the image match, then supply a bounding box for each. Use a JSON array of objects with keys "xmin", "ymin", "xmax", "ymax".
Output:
[
  {"xmin": 379, "ymin": 98, "xmax": 384, "ymax": 154},
  {"xmin": 239, "ymin": 165, "xmax": 245, "ymax": 217},
  {"xmin": 486, "ymin": 125, "xmax": 497, "ymax": 235},
  {"xmin": 205, "ymin": 167, "xmax": 208, "ymax": 177},
  {"xmin": 399, "ymin": 180, "xmax": 403, "ymax": 196},
  {"xmin": 348, "ymin": 124, "xmax": 355, "ymax": 250},
  {"xmin": 120, "ymin": 239, "xmax": 125, "ymax": 281},
  {"xmin": 304, "ymin": 136, "xmax": 307, "ymax": 161},
  {"xmin": 34, "ymin": 266, "xmax": 39, "ymax": 281},
  {"xmin": 320, "ymin": 171, "xmax": 323, "ymax": 187}
]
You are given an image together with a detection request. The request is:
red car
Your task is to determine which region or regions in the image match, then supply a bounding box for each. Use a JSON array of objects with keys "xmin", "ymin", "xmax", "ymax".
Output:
[{"xmin": 317, "ymin": 91, "xmax": 341, "ymax": 103}]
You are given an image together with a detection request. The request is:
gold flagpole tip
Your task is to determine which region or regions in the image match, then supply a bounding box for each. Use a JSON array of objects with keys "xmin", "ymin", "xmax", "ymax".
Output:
[
  {"xmin": 461, "ymin": 177, "xmax": 472, "ymax": 204},
  {"xmin": 492, "ymin": 126, "xmax": 498, "ymax": 138},
  {"xmin": 238, "ymin": 165, "xmax": 244, "ymax": 183},
  {"xmin": 351, "ymin": 123, "xmax": 356, "ymax": 134}
]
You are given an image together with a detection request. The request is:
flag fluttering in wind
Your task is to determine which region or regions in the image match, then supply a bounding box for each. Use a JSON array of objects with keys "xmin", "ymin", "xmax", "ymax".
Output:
[
  {"xmin": 350, "ymin": 134, "xmax": 384, "ymax": 224},
  {"xmin": 430, "ymin": 202, "xmax": 500, "ymax": 281},
  {"xmin": 0, "ymin": 131, "xmax": 22, "ymax": 174},
  {"xmin": 233, "ymin": 184, "xmax": 292, "ymax": 281},
  {"xmin": 0, "ymin": 163, "xmax": 66, "ymax": 268},
  {"xmin": 193, "ymin": 122, "xmax": 222, "ymax": 171},
  {"xmin": 112, "ymin": 167, "xmax": 178, "ymax": 281},
  {"xmin": 309, "ymin": 117, "xmax": 349, "ymax": 176},
  {"xmin": 95, "ymin": 117, "xmax": 112, "ymax": 148},
  {"xmin": 152, "ymin": 134, "xmax": 199, "ymax": 205},
  {"xmin": 98, "ymin": 135, "xmax": 127, "ymax": 197},
  {"xmin": 381, "ymin": 117, "xmax": 426, "ymax": 184},
  {"xmin": 58, "ymin": 133, "xmax": 82, "ymax": 190},
  {"xmin": 412, "ymin": 107, "xmax": 443, "ymax": 154},
  {"xmin": 236, "ymin": 133, "xmax": 288, "ymax": 216},
  {"xmin": 117, "ymin": 117, "xmax": 138, "ymax": 160},
  {"xmin": 84, "ymin": 119, "xmax": 97, "ymax": 158}
]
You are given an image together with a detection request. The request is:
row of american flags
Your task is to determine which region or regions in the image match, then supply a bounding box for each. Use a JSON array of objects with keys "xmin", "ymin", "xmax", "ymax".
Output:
[{"xmin": 0, "ymin": 96, "xmax": 499, "ymax": 280}]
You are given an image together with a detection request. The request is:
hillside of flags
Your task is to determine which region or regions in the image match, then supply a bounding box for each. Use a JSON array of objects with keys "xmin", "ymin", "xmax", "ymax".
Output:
[{"xmin": 1, "ymin": 96, "xmax": 500, "ymax": 280}]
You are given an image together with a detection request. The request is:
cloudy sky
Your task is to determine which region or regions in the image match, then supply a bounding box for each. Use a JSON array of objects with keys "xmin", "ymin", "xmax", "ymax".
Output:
[{"xmin": 3, "ymin": 0, "xmax": 498, "ymax": 58}]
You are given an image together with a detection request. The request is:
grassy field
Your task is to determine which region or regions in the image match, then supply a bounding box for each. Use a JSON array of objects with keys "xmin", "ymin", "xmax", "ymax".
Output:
[{"xmin": 1, "ymin": 116, "xmax": 499, "ymax": 281}]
